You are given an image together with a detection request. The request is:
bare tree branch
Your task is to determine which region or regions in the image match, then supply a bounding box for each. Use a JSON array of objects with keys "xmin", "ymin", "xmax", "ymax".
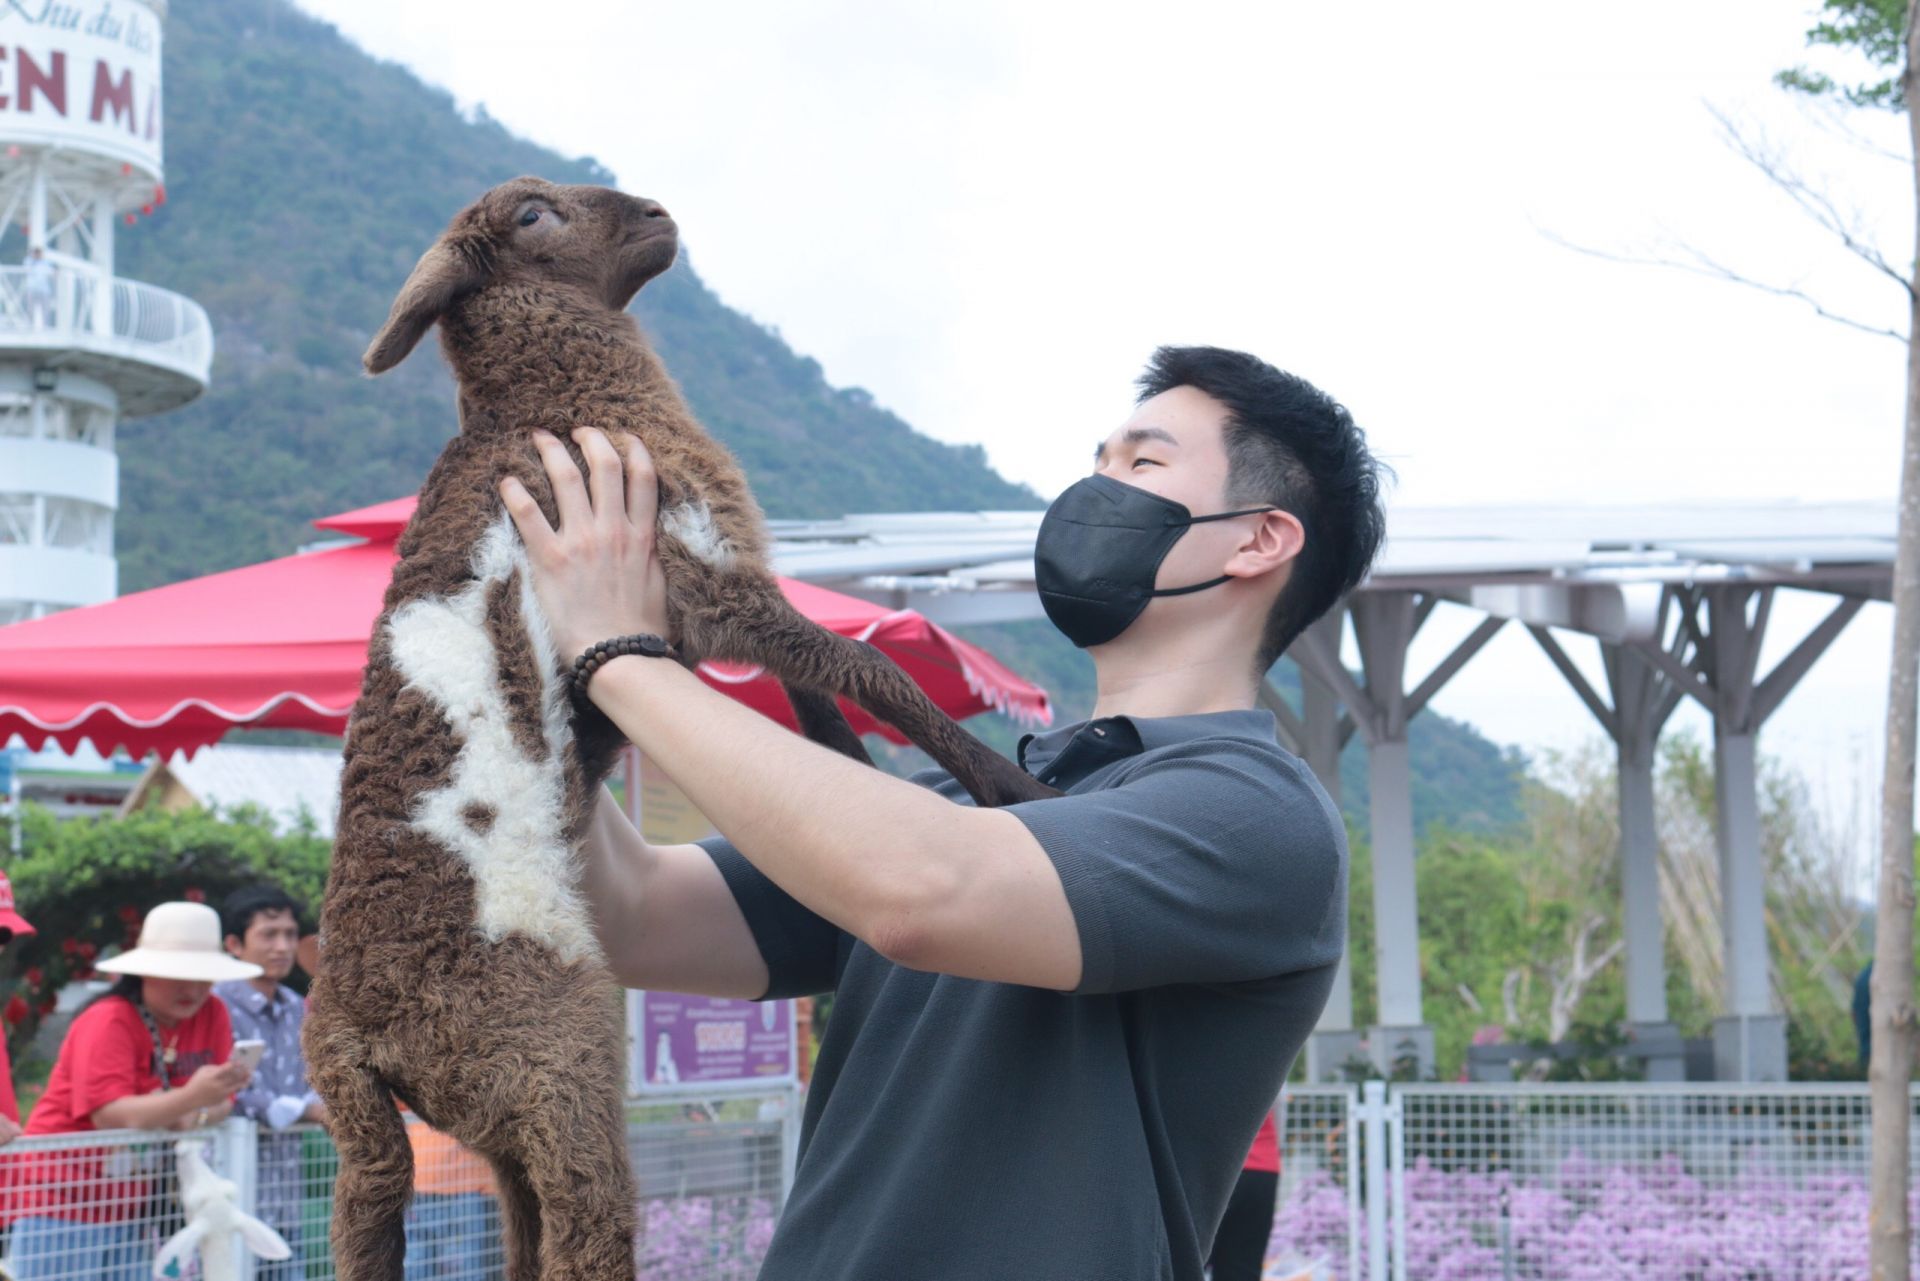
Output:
[
  {"xmin": 1547, "ymin": 915, "xmax": 1625, "ymax": 1043},
  {"xmin": 1707, "ymin": 102, "xmax": 1914, "ymax": 293},
  {"xmin": 1539, "ymin": 224, "xmax": 1909, "ymax": 342},
  {"xmin": 1799, "ymin": 96, "xmax": 1911, "ymax": 165}
]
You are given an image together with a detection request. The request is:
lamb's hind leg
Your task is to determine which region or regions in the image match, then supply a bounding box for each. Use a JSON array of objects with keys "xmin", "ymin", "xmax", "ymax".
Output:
[
  {"xmin": 784, "ymin": 683, "xmax": 874, "ymax": 766},
  {"xmin": 309, "ymin": 1055, "xmax": 412, "ymax": 1281},
  {"xmin": 515, "ymin": 1084, "xmax": 635, "ymax": 1281},
  {"xmin": 489, "ymin": 1153, "xmax": 542, "ymax": 1281},
  {"xmin": 686, "ymin": 586, "xmax": 1059, "ymax": 807}
]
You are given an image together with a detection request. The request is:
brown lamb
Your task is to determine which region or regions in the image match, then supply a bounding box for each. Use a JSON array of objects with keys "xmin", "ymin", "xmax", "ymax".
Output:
[{"xmin": 304, "ymin": 176, "xmax": 1058, "ymax": 1281}]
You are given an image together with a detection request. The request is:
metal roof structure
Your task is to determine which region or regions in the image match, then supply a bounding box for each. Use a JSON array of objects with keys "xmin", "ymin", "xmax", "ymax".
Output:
[
  {"xmin": 771, "ymin": 498, "xmax": 1895, "ymax": 629},
  {"xmin": 770, "ymin": 497, "xmax": 1896, "ymax": 1083},
  {"xmin": 120, "ymin": 744, "xmax": 345, "ymax": 838}
]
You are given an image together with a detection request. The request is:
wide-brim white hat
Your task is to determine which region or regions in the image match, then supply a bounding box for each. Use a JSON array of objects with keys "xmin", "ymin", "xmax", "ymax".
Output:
[{"xmin": 96, "ymin": 902, "xmax": 262, "ymax": 983}]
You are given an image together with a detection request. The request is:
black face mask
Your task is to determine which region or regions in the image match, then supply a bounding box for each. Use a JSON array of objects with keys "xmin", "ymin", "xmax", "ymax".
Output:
[{"xmin": 1034, "ymin": 473, "xmax": 1276, "ymax": 649}]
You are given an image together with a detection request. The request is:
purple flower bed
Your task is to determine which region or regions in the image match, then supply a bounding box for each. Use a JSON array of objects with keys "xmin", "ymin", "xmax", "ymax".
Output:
[
  {"xmin": 638, "ymin": 1196, "xmax": 777, "ymax": 1280},
  {"xmin": 1271, "ymin": 1156, "xmax": 1913, "ymax": 1281}
]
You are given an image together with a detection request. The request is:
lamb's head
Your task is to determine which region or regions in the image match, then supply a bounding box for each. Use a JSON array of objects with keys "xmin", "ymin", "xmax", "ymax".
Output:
[{"xmin": 363, "ymin": 176, "xmax": 677, "ymax": 375}]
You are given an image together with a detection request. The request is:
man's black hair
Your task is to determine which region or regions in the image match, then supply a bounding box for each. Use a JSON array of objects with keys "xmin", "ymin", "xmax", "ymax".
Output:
[
  {"xmin": 1138, "ymin": 345, "xmax": 1388, "ymax": 671},
  {"xmin": 222, "ymin": 884, "xmax": 301, "ymax": 943}
]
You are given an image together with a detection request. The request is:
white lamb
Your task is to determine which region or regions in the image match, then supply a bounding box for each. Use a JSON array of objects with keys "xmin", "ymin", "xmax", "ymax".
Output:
[{"xmin": 152, "ymin": 1138, "xmax": 291, "ymax": 1281}]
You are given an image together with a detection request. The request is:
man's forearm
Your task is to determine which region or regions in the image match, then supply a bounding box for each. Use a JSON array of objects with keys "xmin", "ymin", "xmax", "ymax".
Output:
[{"xmin": 586, "ymin": 655, "xmax": 997, "ymax": 948}]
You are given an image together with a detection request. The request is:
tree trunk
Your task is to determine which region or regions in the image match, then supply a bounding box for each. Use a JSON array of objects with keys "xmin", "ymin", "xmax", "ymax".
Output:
[{"xmin": 1871, "ymin": 10, "xmax": 1920, "ymax": 1277}]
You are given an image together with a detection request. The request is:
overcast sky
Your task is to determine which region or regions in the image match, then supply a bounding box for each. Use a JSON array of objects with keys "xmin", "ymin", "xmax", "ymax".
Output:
[{"xmin": 291, "ymin": 0, "xmax": 1909, "ymax": 849}]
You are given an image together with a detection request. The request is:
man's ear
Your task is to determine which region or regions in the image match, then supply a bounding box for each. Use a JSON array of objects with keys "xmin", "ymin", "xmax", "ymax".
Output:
[
  {"xmin": 363, "ymin": 234, "xmax": 491, "ymax": 374},
  {"xmin": 1226, "ymin": 509, "xmax": 1306, "ymax": 579},
  {"xmin": 224, "ymin": 933, "xmax": 245, "ymax": 960}
]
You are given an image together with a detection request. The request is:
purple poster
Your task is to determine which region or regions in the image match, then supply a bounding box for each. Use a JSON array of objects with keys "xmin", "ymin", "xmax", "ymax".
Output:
[{"xmin": 629, "ymin": 991, "xmax": 797, "ymax": 1094}]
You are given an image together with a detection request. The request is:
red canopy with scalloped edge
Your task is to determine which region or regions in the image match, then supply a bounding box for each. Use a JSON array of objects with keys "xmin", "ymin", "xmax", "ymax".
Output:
[{"xmin": 0, "ymin": 497, "xmax": 1050, "ymax": 758}]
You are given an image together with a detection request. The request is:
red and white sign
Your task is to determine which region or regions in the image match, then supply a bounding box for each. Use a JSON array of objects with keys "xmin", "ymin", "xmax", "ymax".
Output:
[{"xmin": 0, "ymin": 0, "xmax": 164, "ymax": 175}]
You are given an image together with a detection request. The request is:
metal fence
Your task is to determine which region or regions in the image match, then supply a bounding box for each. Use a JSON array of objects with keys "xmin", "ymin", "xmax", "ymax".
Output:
[
  {"xmin": 3, "ymin": 1083, "xmax": 1909, "ymax": 1281},
  {"xmin": 1270, "ymin": 1086, "xmax": 1362, "ymax": 1281},
  {"xmin": 0, "ymin": 1089, "xmax": 799, "ymax": 1281},
  {"xmin": 0, "ymin": 1124, "xmax": 229, "ymax": 1281},
  {"xmin": 1389, "ymin": 1082, "xmax": 1899, "ymax": 1281},
  {"xmin": 1279, "ymin": 1082, "xmax": 1919, "ymax": 1281}
]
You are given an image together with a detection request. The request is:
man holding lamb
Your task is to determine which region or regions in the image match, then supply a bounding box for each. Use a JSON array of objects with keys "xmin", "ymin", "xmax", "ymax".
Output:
[{"xmin": 501, "ymin": 343, "xmax": 1384, "ymax": 1280}]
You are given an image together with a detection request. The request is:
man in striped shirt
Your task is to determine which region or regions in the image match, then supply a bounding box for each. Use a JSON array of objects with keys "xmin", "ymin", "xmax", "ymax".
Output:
[{"xmin": 216, "ymin": 885, "xmax": 327, "ymax": 1281}]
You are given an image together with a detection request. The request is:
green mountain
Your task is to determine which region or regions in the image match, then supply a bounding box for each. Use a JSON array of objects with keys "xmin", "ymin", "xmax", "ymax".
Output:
[
  {"xmin": 112, "ymin": 0, "xmax": 1038, "ymax": 592},
  {"xmin": 107, "ymin": 0, "xmax": 1523, "ymax": 834}
]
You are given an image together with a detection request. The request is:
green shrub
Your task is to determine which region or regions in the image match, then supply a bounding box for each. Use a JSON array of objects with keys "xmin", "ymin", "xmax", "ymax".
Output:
[{"xmin": 3, "ymin": 804, "xmax": 329, "ymax": 1062}]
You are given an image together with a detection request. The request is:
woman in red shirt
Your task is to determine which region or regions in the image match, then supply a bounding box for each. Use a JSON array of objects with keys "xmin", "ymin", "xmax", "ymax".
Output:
[
  {"xmin": 1207, "ymin": 1109, "xmax": 1280, "ymax": 1281},
  {"xmin": 9, "ymin": 902, "xmax": 258, "ymax": 1281},
  {"xmin": 0, "ymin": 868, "xmax": 39, "ymax": 1136}
]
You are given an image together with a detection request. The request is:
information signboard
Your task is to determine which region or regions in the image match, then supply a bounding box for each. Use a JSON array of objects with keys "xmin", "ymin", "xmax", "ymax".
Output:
[{"xmin": 627, "ymin": 990, "xmax": 797, "ymax": 1096}]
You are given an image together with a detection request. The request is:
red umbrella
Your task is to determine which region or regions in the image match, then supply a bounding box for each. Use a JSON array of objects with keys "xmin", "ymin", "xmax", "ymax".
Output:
[{"xmin": 0, "ymin": 497, "xmax": 1050, "ymax": 758}]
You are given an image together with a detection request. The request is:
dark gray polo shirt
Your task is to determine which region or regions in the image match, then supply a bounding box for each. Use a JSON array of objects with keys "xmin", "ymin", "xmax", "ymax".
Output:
[{"xmin": 702, "ymin": 708, "xmax": 1346, "ymax": 1281}]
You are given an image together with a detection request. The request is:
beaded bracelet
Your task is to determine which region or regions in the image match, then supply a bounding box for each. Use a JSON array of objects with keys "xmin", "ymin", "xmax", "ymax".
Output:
[{"xmin": 569, "ymin": 634, "xmax": 676, "ymax": 706}]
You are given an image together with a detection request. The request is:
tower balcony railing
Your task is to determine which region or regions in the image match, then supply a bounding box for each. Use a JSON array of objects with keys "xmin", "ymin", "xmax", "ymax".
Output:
[{"xmin": 0, "ymin": 264, "xmax": 212, "ymax": 401}]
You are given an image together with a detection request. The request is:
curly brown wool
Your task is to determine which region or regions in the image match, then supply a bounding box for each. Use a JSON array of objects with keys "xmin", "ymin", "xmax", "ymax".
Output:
[{"xmin": 307, "ymin": 177, "xmax": 1059, "ymax": 1281}]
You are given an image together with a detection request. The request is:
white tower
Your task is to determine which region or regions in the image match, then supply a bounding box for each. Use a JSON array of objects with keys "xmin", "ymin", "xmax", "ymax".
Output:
[{"xmin": 0, "ymin": 0, "xmax": 210, "ymax": 625}]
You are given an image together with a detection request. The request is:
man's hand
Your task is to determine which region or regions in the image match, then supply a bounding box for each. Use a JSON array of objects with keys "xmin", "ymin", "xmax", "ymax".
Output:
[
  {"xmin": 0, "ymin": 1116, "xmax": 24, "ymax": 1146},
  {"xmin": 500, "ymin": 428, "xmax": 672, "ymax": 661}
]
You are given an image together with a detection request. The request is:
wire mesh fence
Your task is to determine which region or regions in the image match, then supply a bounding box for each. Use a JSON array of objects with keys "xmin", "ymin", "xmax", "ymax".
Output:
[
  {"xmin": 627, "ymin": 1097, "xmax": 787, "ymax": 1281},
  {"xmin": 0, "ymin": 1123, "xmax": 248, "ymax": 1281},
  {"xmin": 1269, "ymin": 1086, "xmax": 1361, "ymax": 1281},
  {"xmin": 1388, "ymin": 1083, "xmax": 1903, "ymax": 1281},
  {"xmin": 3, "ymin": 1083, "xmax": 1911, "ymax": 1281},
  {"xmin": 0, "ymin": 1089, "xmax": 797, "ymax": 1281}
]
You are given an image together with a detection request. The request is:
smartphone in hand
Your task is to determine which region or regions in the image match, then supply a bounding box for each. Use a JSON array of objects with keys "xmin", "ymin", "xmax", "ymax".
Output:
[{"xmin": 229, "ymin": 1039, "xmax": 267, "ymax": 1072}]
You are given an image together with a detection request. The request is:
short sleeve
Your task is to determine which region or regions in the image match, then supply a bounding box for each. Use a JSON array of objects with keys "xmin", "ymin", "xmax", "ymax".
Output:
[
  {"xmin": 195, "ymin": 998, "xmax": 237, "ymax": 1099},
  {"xmin": 701, "ymin": 837, "xmax": 844, "ymax": 1000},
  {"xmin": 66, "ymin": 1003, "xmax": 145, "ymax": 1116},
  {"xmin": 1006, "ymin": 739, "xmax": 1346, "ymax": 995},
  {"xmin": 206, "ymin": 994, "xmax": 233, "ymax": 1053}
]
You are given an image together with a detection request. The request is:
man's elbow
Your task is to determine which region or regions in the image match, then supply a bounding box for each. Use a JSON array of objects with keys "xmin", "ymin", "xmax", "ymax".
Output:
[
  {"xmin": 860, "ymin": 860, "xmax": 960, "ymax": 972},
  {"xmin": 866, "ymin": 907, "xmax": 940, "ymax": 972}
]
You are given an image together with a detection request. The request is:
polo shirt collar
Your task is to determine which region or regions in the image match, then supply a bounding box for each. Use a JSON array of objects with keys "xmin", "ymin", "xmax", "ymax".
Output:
[{"xmin": 1016, "ymin": 708, "xmax": 1279, "ymax": 790}]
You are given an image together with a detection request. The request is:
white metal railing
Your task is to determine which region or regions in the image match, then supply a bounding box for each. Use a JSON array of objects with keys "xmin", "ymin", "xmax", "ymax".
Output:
[
  {"xmin": 1280, "ymin": 1082, "xmax": 1920, "ymax": 1281},
  {"xmin": 0, "ymin": 265, "xmax": 211, "ymax": 380},
  {"xmin": 0, "ymin": 1088, "xmax": 799, "ymax": 1281},
  {"xmin": 14, "ymin": 1082, "xmax": 1909, "ymax": 1281},
  {"xmin": 1272, "ymin": 1086, "xmax": 1362, "ymax": 1281}
]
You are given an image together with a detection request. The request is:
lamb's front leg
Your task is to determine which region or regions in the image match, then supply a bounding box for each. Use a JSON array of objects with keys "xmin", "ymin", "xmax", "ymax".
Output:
[
  {"xmin": 685, "ymin": 582, "xmax": 1061, "ymax": 808},
  {"xmin": 784, "ymin": 683, "xmax": 875, "ymax": 766}
]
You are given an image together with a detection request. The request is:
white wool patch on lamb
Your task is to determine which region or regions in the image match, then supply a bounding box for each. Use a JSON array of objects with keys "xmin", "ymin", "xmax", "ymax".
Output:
[
  {"xmin": 660, "ymin": 500, "xmax": 734, "ymax": 570},
  {"xmin": 385, "ymin": 516, "xmax": 600, "ymax": 965}
]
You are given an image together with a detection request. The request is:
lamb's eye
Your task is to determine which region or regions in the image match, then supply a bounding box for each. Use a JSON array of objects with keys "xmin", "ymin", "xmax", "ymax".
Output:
[{"xmin": 519, "ymin": 208, "xmax": 542, "ymax": 227}]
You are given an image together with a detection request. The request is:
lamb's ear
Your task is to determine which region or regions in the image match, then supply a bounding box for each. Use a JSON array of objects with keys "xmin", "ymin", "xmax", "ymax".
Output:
[{"xmin": 363, "ymin": 236, "xmax": 490, "ymax": 374}]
